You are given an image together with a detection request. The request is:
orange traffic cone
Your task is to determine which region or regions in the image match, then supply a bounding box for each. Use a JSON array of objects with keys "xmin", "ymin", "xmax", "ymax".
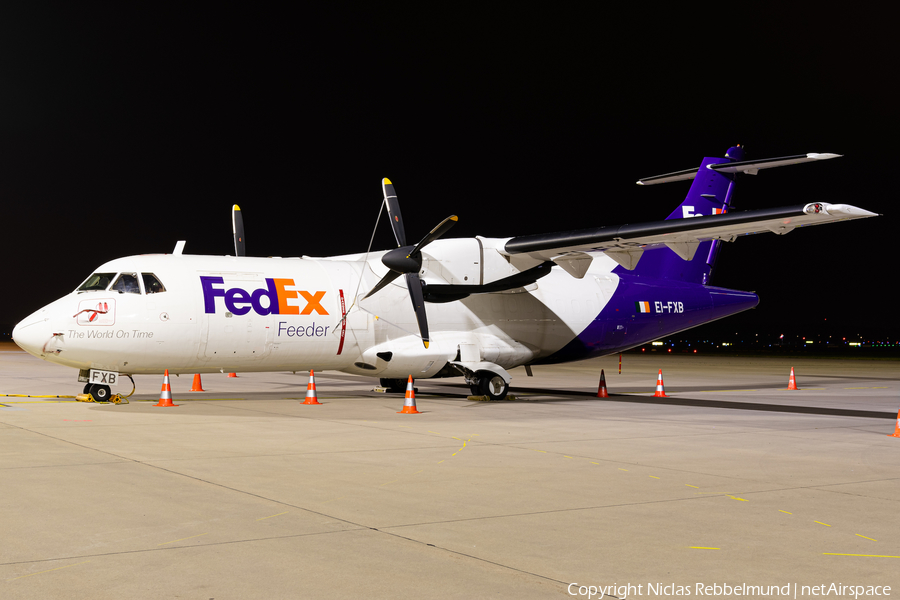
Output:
[
  {"xmin": 787, "ymin": 367, "xmax": 799, "ymax": 390},
  {"xmin": 889, "ymin": 406, "xmax": 900, "ymax": 438},
  {"xmin": 190, "ymin": 374, "xmax": 205, "ymax": 392},
  {"xmin": 398, "ymin": 375, "xmax": 420, "ymax": 414},
  {"xmin": 154, "ymin": 369, "xmax": 178, "ymax": 407},
  {"xmin": 227, "ymin": 372, "xmax": 238, "ymax": 378},
  {"xmin": 652, "ymin": 369, "xmax": 667, "ymax": 397},
  {"xmin": 597, "ymin": 369, "xmax": 609, "ymax": 398},
  {"xmin": 303, "ymin": 369, "xmax": 321, "ymax": 405}
]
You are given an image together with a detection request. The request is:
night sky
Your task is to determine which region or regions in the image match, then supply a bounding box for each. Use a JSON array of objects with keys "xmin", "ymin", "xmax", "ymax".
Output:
[{"xmin": 2, "ymin": 6, "xmax": 894, "ymax": 344}]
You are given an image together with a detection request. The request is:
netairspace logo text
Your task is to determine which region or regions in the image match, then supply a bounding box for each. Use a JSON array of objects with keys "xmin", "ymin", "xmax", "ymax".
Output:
[{"xmin": 567, "ymin": 583, "xmax": 892, "ymax": 599}]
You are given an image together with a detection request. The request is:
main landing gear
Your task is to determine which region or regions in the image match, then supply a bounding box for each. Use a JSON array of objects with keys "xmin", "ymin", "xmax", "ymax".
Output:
[
  {"xmin": 468, "ymin": 370, "xmax": 510, "ymax": 401},
  {"xmin": 380, "ymin": 378, "xmax": 408, "ymax": 394}
]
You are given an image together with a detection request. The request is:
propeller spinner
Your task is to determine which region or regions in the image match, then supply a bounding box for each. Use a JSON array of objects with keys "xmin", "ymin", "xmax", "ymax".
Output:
[{"xmin": 363, "ymin": 178, "xmax": 457, "ymax": 348}]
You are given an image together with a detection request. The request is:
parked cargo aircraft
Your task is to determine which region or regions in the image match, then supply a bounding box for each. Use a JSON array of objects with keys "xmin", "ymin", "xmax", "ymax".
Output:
[{"xmin": 13, "ymin": 146, "xmax": 876, "ymax": 400}]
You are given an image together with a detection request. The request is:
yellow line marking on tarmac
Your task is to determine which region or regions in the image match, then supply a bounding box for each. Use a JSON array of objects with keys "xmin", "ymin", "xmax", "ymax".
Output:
[
  {"xmin": 256, "ymin": 511, "xmax": 289, "ymax": 521},
  {"xmin": 6, "ymin": 560, "xmax": 92, "ymax": 582},
  {"xmin": 649, "ymin": 476, "xmax": 660, "ymax": 479},
  {"xmin": 590, "ymin": 462, "xmax": 600, "ymax": 465},
  {"xmin": 685, "ymin": 484, "xmax": 699, "ymax": 488},
  {"xmin": 727, "ymin": 495, "xmax": 748, "ymax": 502},
  {"xmin": 823, "ymin": 553, "xmax": 900, "ymax": 558},
  {"xmin": 856, "ymin": 534, "xmax": 878, "ymax": 541},
  {"xmin": 379, "ymin": 479, "xmax": 399, "ymax": 486},
  {"xmin": 564, "ymin": 456, "xmax": 573, "ymax": 459},
  {"xmin": 618, "ymin": 468, "xmax": 628, "ymax": 471},
  {"xmin": 689, "ymin": 547, "xmax": 721, "ymax": 550},
  {"xmin": 158, "ymin": 532, "xmax": 209, "ymax": 546},
  {"xmin": 438, "ymin": 460, "xmax": 445, "ymax": 464},
  {"xmin": 428, "ymin": 431, "xmax": 441, "ymax": 435},
  {"xmin": 533, "ymin": 449, "xmax": 547, "ymax": 453},
  {"xmin": 779, "ymin": 510, "xmax": 792, "ymax": 514},
  {"xmin": 167, "ymin": 398, "xmax": 245, "ymax": 401},
  {"xmin": 815, "ymin": 521, "xmax": 831, "ymax": 527},
  {"xmin": 0, "ymin": 400, "xmax": 78, "ymax": 403},
  {"xmin": 692, "ymin": 389, "xmax": 759, "ymax": 393}
]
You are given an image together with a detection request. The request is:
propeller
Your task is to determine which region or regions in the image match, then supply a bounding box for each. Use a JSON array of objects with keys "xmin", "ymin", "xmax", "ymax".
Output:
[
  {"xmin": 233, "ymin": 204, "xmax": 246, "ymax": 256},
  {"xmin": 363, "ymin": 178, "xmax": 457, "ymax": 348}
]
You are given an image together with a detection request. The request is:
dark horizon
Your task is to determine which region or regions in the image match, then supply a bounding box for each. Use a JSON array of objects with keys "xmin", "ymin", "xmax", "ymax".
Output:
[{"xmin": 3, "ymin": 6, "xmax": 893, "ymax": 338}]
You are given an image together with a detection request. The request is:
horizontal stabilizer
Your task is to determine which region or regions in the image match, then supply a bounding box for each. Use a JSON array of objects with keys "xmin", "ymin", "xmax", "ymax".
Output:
[{"xmin": 637, "ymin": 153, "xmax": 841, "ymax": 185}]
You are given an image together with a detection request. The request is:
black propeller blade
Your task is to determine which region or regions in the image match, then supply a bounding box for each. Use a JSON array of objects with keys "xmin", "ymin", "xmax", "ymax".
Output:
[
  {"xmin": 363, "ymin": 178, "xmax": 457, "ymax": 348},
  {"xmin": 233, "ymin": 204, "xmax": 246, "ymax": 257}
]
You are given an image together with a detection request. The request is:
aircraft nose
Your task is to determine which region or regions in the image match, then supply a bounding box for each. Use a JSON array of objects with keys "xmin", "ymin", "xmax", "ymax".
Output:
[{"xmin": 12, "ymin": 313, "xmax": 52, "ymax": 356}]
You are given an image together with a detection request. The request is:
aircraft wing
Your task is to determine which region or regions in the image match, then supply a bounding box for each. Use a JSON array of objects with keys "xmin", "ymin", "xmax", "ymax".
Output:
[{"xmin": 501, "ymin": 202, "xmax": 877, "ymax": 270}]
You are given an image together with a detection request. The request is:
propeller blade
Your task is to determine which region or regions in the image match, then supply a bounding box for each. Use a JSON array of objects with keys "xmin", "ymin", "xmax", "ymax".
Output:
[
  {"xmin": 233, "ymin": 204, "xmax": 246, "ymax": 257},
  {"xmin": 412, "ymin": 215, "xmax": 458, "ymax": 255},
  {"xmin": 405, "ymin": 272, "xmax": 430, "ymax": 348},
  {"xmin": 362, "ymin": 269, "xmax": 402, "ymax": 300},
  {"xmin": 382, "ymin": 178, "xmax": 407, "ymax": 248}
]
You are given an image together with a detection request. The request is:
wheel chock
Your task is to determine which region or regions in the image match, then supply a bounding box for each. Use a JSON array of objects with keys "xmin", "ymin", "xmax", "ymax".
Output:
[{"xmin": 75, "ymin": 393, "xmax": 129, "ymax": 404}]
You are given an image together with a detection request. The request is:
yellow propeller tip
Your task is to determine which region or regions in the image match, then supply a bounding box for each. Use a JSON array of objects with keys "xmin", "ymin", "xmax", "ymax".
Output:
[
  {"xmin": 233, "ymin": 204, "xmax": 241, "ymax": 211},
  {"xmin": 383, "ymin": 177, "xmax": 392, "ymax": 185},
  {"xmin": 423, "ymin": 341, "xmax": 430, "ymax": 349}
]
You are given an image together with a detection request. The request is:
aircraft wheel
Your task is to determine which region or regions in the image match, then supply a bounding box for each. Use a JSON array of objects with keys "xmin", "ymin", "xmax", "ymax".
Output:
[
  {"xmin": 90, "ymin": 384, "xmax": 111, "ymax": 401},
  {"xmin": 477, "ymin": 371, "xmax": 509, "ymax": 401},
  {"xmin": 380, "ymin": 378, "xmax": 407, "ymax": 393},
  {"xmin": 83, "ymin": 383, "xmax": 92, "ymax": 394}
]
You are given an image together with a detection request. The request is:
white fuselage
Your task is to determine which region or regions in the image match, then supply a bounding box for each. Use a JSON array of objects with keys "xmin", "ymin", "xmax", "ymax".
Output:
[{"xmin": 13, "ymin": 245, "xmax": 623, "ymax": 380}]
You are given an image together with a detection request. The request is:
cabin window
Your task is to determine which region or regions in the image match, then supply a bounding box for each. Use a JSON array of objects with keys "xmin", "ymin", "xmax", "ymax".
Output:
[
  {"xmin": 77, "ymin": 273, "xmax": 116, "ymax": 291},
  {"xmin": 111, "ymin": 273, "xmax": 141, "ymax": 294},
  {"xmin": 142, "ymin": 273, "xmax": 166, "ymax": 294}
]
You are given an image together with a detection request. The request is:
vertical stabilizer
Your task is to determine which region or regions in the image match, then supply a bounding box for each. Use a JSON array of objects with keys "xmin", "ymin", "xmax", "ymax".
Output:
[{"xmin": 619, "ymin": 145, "xmax": 744, "ymax": 284}]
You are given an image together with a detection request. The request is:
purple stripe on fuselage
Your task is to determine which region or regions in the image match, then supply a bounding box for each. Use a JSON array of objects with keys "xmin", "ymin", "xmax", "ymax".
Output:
[{"xmin": 537, "ymin": 275, "xmax": 758, "ymax": 364}]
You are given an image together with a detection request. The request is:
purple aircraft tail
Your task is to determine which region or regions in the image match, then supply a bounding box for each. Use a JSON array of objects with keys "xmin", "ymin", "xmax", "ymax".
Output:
[{"xmin": 616, "ymin": 145, "xmax": 745, "ymax": 285}]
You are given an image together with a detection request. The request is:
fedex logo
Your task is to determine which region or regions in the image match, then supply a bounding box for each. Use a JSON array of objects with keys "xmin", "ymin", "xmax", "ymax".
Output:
[{"xmin": 201, "ymin": 277, "xmax": 328, "ymax": 316}]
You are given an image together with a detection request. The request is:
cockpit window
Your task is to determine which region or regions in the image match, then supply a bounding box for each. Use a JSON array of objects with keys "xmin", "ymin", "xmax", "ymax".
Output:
[
  {"xmin": 111, "ymin": 273, "xmax": 141, "ymax": 294},
  {"xmin": 77, "ymin": 273, "xmax": 116, "ymax": 291},
  {"xmin": 142, "ymin": 273, "xmax": 166, "ymax": 294}
]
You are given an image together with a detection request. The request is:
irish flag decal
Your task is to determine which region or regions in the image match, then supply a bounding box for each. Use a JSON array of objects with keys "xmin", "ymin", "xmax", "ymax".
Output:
[{"xmin": 635, "ymin": 301, "xmax": 651, "ymax": 313}]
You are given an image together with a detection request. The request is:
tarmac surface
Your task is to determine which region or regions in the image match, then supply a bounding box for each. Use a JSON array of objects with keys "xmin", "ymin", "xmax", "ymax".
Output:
[{"xmin": 2, "ymin": 345, "xmax": 899, "ymax": 599}]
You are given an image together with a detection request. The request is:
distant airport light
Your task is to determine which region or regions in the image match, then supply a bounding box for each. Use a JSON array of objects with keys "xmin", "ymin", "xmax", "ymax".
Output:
[
  {"xmin": 849, "ymin": 342, "xmax": 860, "ymax": 346},
  {"xmin": 652, "ymin": 341, "xmax": 664, "ymax": 346},
  {"xmin": 805, "ymin": 341, "xmax": 814, "ymax": 344}
]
